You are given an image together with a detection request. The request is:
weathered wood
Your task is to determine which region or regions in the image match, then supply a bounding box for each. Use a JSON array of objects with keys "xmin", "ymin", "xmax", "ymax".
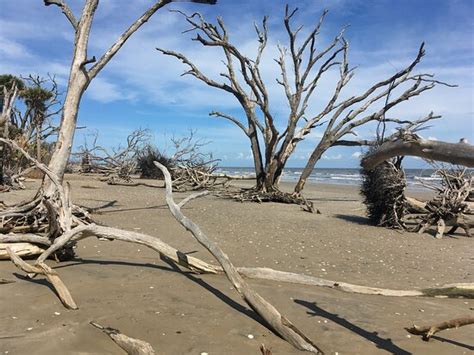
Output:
[
  {"xmin": 361, "ymin": 139, "xmax": 474, "ymax": 170},
  {"xmin": 0, "ymin": 242, "xmax": 45, "ymax": 260},
  {"xmin": 406, "ymin": 316, "xmax": 474, "ymax": 340},
  {"xmin": 6, "ymin": 247, "xmax": 77, "ymax": 309},
  {"xmin": 91, "ymin": 321, "xmax": 156, "ymax": 355},
  {"xmin": 406, "ymin": 196, "xmax": 427, "ymax": 212},
  {"xmin": 154, "ymin": 161, "xmax": 324, "ymax": 353}
]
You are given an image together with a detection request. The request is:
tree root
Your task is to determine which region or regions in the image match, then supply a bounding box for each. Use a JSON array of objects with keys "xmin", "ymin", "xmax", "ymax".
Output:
[
  {"xmin": 406, "ymin": 316, "xmax": 474, "ymax": 341},
  {"xmin": 226, "ymin": 187, "xmax": 317, "ymax": 213}
]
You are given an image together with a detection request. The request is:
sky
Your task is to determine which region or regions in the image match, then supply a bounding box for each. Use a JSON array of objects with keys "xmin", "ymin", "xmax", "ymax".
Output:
[{"xmin": 0, "ymin": 0, "xmax": 473, "ymax": 168}]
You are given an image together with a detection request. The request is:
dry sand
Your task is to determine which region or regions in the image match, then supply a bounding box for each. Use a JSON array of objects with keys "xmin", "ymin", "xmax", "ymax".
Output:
[{"xmin": 0, "ymin": 174, "xmax": 472, "ymax": 354}]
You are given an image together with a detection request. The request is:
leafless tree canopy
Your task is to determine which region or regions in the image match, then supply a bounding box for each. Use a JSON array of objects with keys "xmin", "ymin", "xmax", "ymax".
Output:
[{"xmin": 157, "ymin": 6, "xmax": 451, "ymax": 201}]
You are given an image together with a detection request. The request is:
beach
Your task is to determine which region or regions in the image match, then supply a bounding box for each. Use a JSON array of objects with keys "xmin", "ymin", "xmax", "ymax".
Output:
[{"xmin": 0, "ymin": 174, "xmax": 472, "ymax": 354}]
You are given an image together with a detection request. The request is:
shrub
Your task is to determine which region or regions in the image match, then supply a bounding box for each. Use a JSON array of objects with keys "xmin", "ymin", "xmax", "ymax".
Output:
[{"xmin": 137, "ymin": 145, "xmax": 174, "ymax": 179}]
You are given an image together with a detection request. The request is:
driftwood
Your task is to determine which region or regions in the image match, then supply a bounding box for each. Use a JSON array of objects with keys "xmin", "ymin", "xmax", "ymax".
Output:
[
  {"xmin": 153, "ymin": 161, "xmax": 323, "ymax": 353},
  {"xmin": 2, "ymin": 143, "xmax": 473, "ymax": 352},
  {"xmin": 409, "ymin": 169, "xmax": 473, "ymax": 238},
  {"xmin": 6, "ymin": 246, "xmax": 77, "ymax": 309},
  {"xmin": 406, "ymin": 316, "xmax": 474, "ymax": 341},
  {"xmin": 0, "ymin": 242, "xmax": 45, "ymax": 260},
  {"xmin": 91, "ymin": 321, "xmax": 156, "ymax": 355},
  {"xmin": 260, "ymin": 344, "xmax": 273, "ymax": 355},
  {"xmin": 361, "ymin": 138, "xmax": 474, "ymax": 170}
]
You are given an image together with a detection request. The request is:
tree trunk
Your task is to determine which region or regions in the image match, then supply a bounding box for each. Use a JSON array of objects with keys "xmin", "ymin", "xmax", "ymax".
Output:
[
  {"xmin": 43, "ymin": 73, "xmax": 88, "ymax": 195},
  {"xmin": 42, "ymin": 0, "xmax": 98, "ymax": 196},
  {"xmin": 294, "ymin": 142, "xmax": 329, "ymax": 194},
  {"xmin": 248, "ymin": 124, "xmax": 265, "ymax": 189},
  {"xmin": 361, "ymin": 138, "xmax": 474, "ymax": 170}
]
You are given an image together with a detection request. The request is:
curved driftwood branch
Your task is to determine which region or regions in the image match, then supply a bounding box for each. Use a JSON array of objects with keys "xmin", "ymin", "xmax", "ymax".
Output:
[
  {"xmin": 6, "ymin": 247, "xmax": 78, "ymax": 309},
  {"xmin": 361, "ymin": 139, "xmax": 474, "ymax": 170},
  {"xmin": 153, "ymin": 161, "xmax": 323, "ymax": 353},
  {"xmin": 91, "ymin": 321, "xmax": 156, "ymax": 355},
  {"xmin": 406, "ymin": 316, "xmax": 474, "ymax": 340}
]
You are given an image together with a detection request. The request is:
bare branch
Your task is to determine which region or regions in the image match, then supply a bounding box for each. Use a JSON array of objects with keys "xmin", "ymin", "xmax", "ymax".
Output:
[
  {"xmin": 210, "ymin": 111, "xmax": 249, "ymax": 135},
  {"xmin": 88, "ymin": 0, "xmax": 173, "ymax": 80},
  {"xmin": 44, "ymin": 0, "xmax": 78, "ymax": 30}
]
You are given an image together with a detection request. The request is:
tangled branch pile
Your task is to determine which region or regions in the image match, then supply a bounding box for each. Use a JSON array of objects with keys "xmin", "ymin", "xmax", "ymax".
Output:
[
  {"xmin": 360, "ymin": 155, "xmax": 407, "ymax": 228},
  {"xmin": 74, "ymin": 128, "xmax": 151, "ymax": 183},
  {"xmin": 413, "ymin": 168, "xmax": 473, "ymax": 238}
]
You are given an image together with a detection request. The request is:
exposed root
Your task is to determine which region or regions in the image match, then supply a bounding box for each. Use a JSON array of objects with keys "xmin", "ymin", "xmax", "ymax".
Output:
[
  {"xmin": 360, "ymin": 156, "xmax": 407, "ymax": 228},
  {"xmin": 410, "ymin": 169, "xmax": 473, "ymax": 238},
  {"xmin": 225, "ymin": 187, "xmax": 316, "ymax": 213},
  {"xmin": 0, "ymin": 138, "xmax": 91, "ymax": 260}
]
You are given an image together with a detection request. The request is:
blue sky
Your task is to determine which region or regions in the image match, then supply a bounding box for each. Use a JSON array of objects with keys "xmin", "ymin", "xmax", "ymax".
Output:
[{"xmin": 1, "ymin": 0, "xmax": 473, "ymax": 168}]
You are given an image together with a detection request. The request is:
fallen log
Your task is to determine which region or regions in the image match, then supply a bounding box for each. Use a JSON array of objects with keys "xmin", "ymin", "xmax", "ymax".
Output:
[
  {"xmin": 406, "ymin": 316, "xmax": 474, "ymax": 340},
  {"xmin": 5, "ymin": 228, "xmax": 474, "ymax": 299},
  {"xmin": 361, "ymin": 139, "xmax": 474, "ymax": 170}
]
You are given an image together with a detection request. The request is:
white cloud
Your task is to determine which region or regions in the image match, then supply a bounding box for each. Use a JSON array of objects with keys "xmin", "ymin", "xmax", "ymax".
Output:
[
  {"xmin": 85, "ymin": 77, "xmax": 138, "ymax": 103},
  {"xmin": 351, "ymin": 151, "xmax": 362, "ymax": 159},
  {"xmin": 322, "ymin": 154, "xmax": 342, "ymax": 160}
]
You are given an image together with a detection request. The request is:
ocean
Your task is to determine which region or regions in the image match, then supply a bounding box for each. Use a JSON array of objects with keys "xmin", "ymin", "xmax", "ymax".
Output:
[{"xmin": 215, "ymin": 167, "xmax": 446, "ymax": 190}]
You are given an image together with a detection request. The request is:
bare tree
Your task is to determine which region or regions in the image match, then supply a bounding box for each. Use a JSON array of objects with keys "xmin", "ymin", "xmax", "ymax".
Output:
[
  {"xmin": 157, "ymin": 6, "xmax": 450, "ymax": 204},
  {"xmin": 0, "ymin": 0, "xmax": 216, "ymax": 238},
  {"xmin": 75, "ymin": 128, "xmax": 151, "ymax": 181}
]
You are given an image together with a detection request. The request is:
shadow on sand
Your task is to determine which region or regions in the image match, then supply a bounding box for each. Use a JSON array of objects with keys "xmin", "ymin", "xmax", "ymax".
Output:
[
  {"xmin": 294, "ymin": 299, "xmax": 410, "ymax": 354},
  {"xmin": 334, "ymin": 214, "xmax": 372, "ymax": 226}
]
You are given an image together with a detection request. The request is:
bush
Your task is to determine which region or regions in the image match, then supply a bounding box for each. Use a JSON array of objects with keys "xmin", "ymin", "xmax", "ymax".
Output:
[{"xmin": 137, "ymin": 145, "xmax": 174, "ymax": 179}]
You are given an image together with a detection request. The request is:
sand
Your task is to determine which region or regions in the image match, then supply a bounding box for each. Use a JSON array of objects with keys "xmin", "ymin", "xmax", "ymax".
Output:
[{"xmin": 0, "ymin": 174, "xmax": 472, "ymax": 354}]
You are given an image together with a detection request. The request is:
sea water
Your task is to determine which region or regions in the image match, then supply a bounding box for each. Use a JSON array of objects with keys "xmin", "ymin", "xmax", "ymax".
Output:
[{"xmin": 215, "ymin": 167, "xmax": 447, "ymax": 190}]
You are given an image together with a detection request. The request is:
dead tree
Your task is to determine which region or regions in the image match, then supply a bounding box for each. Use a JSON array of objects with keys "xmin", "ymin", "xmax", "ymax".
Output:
[
  {"xmin": 360, "ymin": 155, "xmax": 407, "ymax": 228},
  {"xmin": 0, "ymin": 0, "xmax": 216, "ymax": 244},
  {"xmin": 136, "ymin": 131, "xmax": 226, "ymax": 191},
  {"xmin": 157, "ymin": 6, "xmax": 449, "ymax": 206},
  {"xmin": 75, "ymin": 128, "xmax": 151, "ymax": 182},
  {"xmin": 0, "ymin": 80, "xmax": 19, "ymax": 187},
  {"xmin": 362, "ymin": 137, "xmax": 474, "ymax": 170},
  {"xmin": 361, "ymin": 133, "xmax": 474, "ymax": 238},
  {"xmin": 410, "ymin": 168, "xmax": 473, "ymax": 238}
]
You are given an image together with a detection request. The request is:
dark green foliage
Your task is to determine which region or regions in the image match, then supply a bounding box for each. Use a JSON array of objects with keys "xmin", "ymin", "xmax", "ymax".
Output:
[
  {"xmin": 20, "ymin": 86, "xmax": 53, "ymax": 110},
  {"xmin": 360, "ymin": 153, "xmax": 407, "ymax": 228},
  {"xmin": 0, "ymin": 74, "xmax": 25, "ymax": 92},
  {"xmin": 137, "ymin": 145, "xmax": 174, "ymax": 179}
]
